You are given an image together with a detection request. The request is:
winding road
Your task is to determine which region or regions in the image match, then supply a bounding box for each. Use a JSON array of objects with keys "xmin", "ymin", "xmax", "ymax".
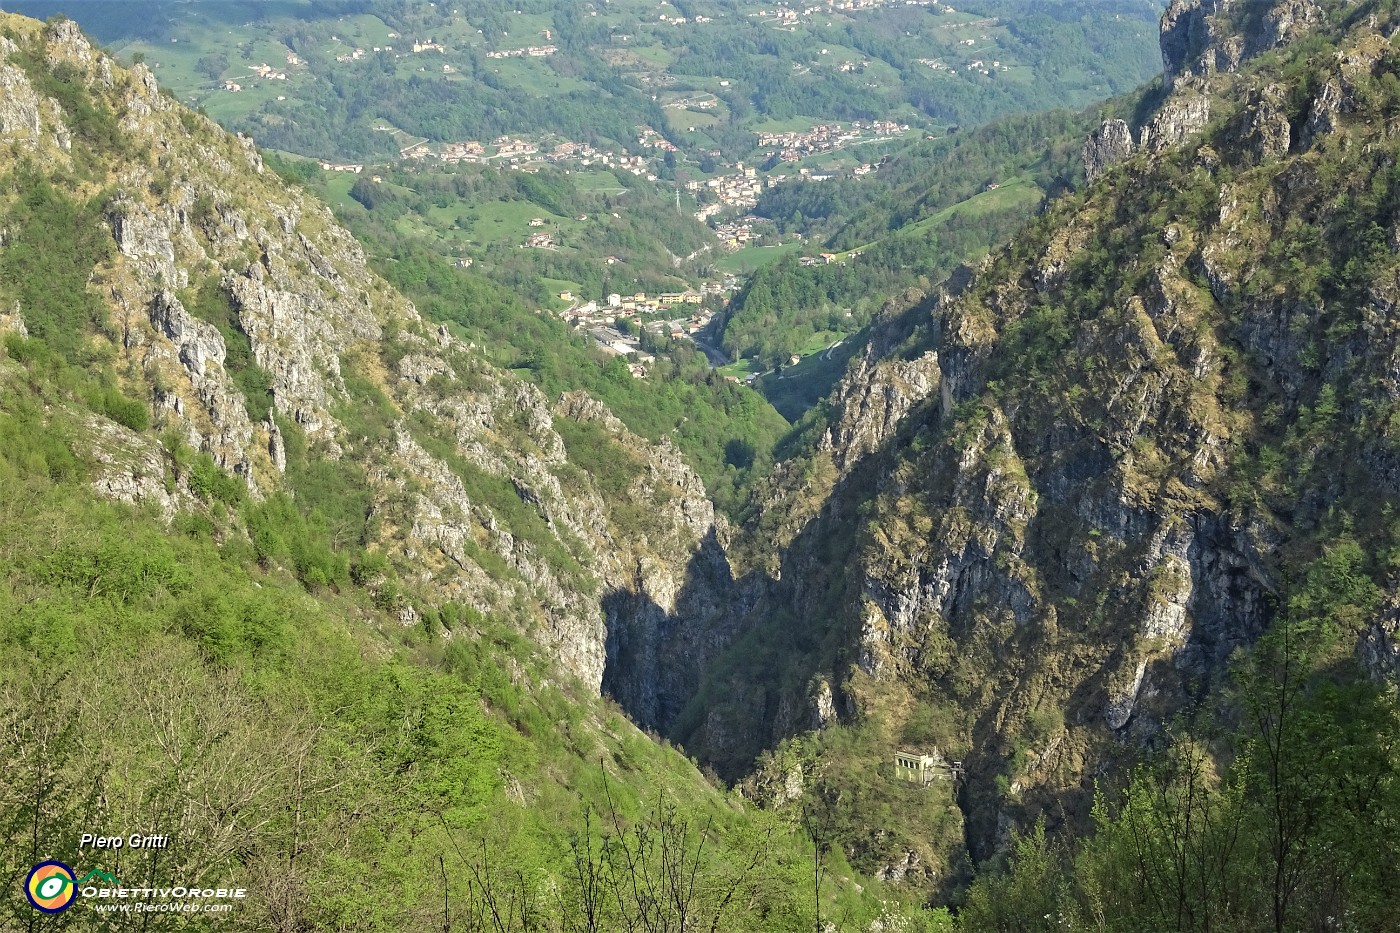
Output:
[{"xmin": 689, "ymin": 335, "xmax": 732, "ymax": 367}]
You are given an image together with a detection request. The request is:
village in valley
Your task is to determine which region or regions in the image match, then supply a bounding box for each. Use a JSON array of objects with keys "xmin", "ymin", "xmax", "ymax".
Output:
[
  {"xmin": 116, "ymin": 0, "xmax": 1161, "ymax": 387},
  {"xmin": 311, "ymin": 114, "xmax": 904, "ymax": 296},
  {"xmin": 304, "ymin": 111, "xmax": 908, "ymax": 376},
  {"xmin": 167, "ymin": 0, "xmax": 1054, "ymax": 293},
  {"xmin": 202, "ymin": 0, "xmax": 949, "ymax": 263},
  {"xmin": 557, "ymin": 287, "xmax": 723, "ymax": 378},
  {"xmin": 389, "ymin": 119, "xmax": 907, "ymax": 254},
  {"xmin": 749, "ymin": 0, "xmax": 950, "ymax": 25}
]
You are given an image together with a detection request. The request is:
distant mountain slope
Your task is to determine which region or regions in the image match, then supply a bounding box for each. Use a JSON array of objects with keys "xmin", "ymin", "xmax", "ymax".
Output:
[{"xmin": 6, "ymin": 0, "xmax": 1163, "ymax": 162}]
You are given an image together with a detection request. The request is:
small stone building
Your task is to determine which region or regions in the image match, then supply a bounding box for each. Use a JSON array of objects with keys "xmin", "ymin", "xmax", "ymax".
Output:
[{"xmin": 894, "ymin": 748, "xmax": 962, "ymax": 785}]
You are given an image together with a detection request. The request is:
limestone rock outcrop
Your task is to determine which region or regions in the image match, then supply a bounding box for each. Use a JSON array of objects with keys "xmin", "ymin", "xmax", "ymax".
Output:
[{"xmin": 1082, "ymin": 119, "xmax": 1135, "ymax": 182}]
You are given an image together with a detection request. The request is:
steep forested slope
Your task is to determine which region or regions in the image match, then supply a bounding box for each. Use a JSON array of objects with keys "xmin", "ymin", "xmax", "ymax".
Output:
[{"xmin": 616, "ymin": 0, "xmax": 1400, "ymax": 914}]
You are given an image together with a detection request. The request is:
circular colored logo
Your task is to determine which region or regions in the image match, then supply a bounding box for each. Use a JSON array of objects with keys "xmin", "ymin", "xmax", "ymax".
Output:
[{"xmin": 25, "ymin": 861, "xmax": 77, "ymax": 913}]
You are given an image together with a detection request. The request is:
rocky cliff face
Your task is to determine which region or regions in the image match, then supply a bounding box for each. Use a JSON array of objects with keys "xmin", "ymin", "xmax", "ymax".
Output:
[
  {"xmin": 655, "ymin": 0, "xmax": 1400, "ymax": 879},
  {"xmin": 1117, "ymin": 0, "xmax": 1341, "ymax": 157},
  {"xmin": 0, "ymin": 13, "xmax": 723, "ymax": 692},
  {"xmin": 1160, "ymin": 0, "xmax": 1325, "ymax": 87},
  {"xmin": 1082, "ymin": 119, "xmax": 1135, "ymax": 182}
]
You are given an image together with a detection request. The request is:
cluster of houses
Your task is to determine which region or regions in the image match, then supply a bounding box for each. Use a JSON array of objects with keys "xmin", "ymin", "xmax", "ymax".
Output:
[
  {"xmin": 333, "ymin": 36, "xmax": 455, "ymax": 63},
  {"xmin": 561, "ymin": 290, "xmax": 708, "ymax": 314},
  {"xmin": 919, "ymin": 55, "xmax": 1007, "ymax": 75},
  {"xmin": 223, "ymin": 58, "xmax": 292, "ymax": 91},
  {"xmin": 636, "ymin": 129, "xmax": 679, "ymax": 153},
  {"xmin": 918, "ymin": 49, "xmax": 1008, "ymax": 73},
  {"xmin": 712, "ymin": 219, "xmax": 763, "ymax": 249},
  {"xmin": 832, "ymin": 0, "xmax": 949, "ymax": 10},
  {"xmin": 751, "ymin": 7, "xmax": 806, "ymax": 24},
  {"xmin": 494, "ymin": 137, "xmax": 539, "ymax": 158},
  {"xmin": 665, "ymin": 94, "xmax": 719, "ymax": 112},
  {"xmin": 416, "ymin": 133, "xmax": 657, "ymax": 178},
  {"xmin": 756, "ymin": 119, "xmax": 908, "ymax": 163},
  {"xmin": 250, "ymin": 63, "xmax": 288, "ymax": 80},
  {"xmin": 324, "ymin": 34, "xmax": 457, "ymax": 64},
  {"xmin": 553, "ymin": 291, "xmax": 717, "ymax": 374},
  {"xmin": 754, "ymin": 0, "xmax": 948, "ymax": 20},
  {"xmin": 439, "ymin": 140, "xmax": 486, "ymax": 162},
  {"xmin": 966, "ymin": 58, "xmax": 1008, "ymax": 75},
  {"xmin": 689, "ymin": 164, "xmax": 763, "ymax": 220},
  {"xmin": 692, "ymin": 156, "xmax": 883, "ymax": 231},
  {"xmin": 485, "ymin": 45, "xmax": 557, "ymax": 59}
]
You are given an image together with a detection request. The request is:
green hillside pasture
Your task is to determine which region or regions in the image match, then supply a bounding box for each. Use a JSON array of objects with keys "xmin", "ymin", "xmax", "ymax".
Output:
[
  {"xmin": 486, "ymin": 56, "xmax": 591, "ymax": 96},
  {"xmin": 123, "ymin": 28, "xmax": 309, "ymax": 109},
  {"xmin": 624, "ymin": 40, "xmax": 676, "ymax": 69},
  {"xmin": 538, "ymin": 276, "xmax": 584, "ymax": 306},
  {"xmin": 319, "ymin": 12, "xmax": 396, "ymax": 49},
  {"xmin": 456, "ymin": 199, "xmax": 573, "ymax": 245},
  {"xmin": 322, "ymin": 171, "xmax": 357, "ymax": 209},
  {"xmin": 840, "ymin": 176, "xmax": 1044, "ymax": 258},
  {"xmin": 749, "ymin": 116, "xmax": 821, "ymax": 134},
  {"xmin": 491, "ymin": 11, "xmax": 553, "ymax": 48},
  {"xmin": 714, "ymin": 240, "xmax": 801, "ymax": 275},
  {"xmin": 573, "ymin": 170, "xmax": 631, "ymax": 195},
  {"xmin": 756, "ymin": 334, "xmax": 861, "ymax": 422},
  {"xmin": 666, "ymin": 104, "xmax": 724, "ymax": 136}
]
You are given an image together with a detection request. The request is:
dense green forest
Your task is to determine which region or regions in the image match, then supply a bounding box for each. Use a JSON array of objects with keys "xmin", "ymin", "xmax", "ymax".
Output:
[
  {"xmin": 0, "ymin": 334, "xmax": 922, "ymax": 931},
  {"xmin": 753, "ymin": 108, "xmax": 1099, "ymax": 248},
  {"xmin": 720, "ymin": 201, "xmax": 1033, "ymax": 368}
]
